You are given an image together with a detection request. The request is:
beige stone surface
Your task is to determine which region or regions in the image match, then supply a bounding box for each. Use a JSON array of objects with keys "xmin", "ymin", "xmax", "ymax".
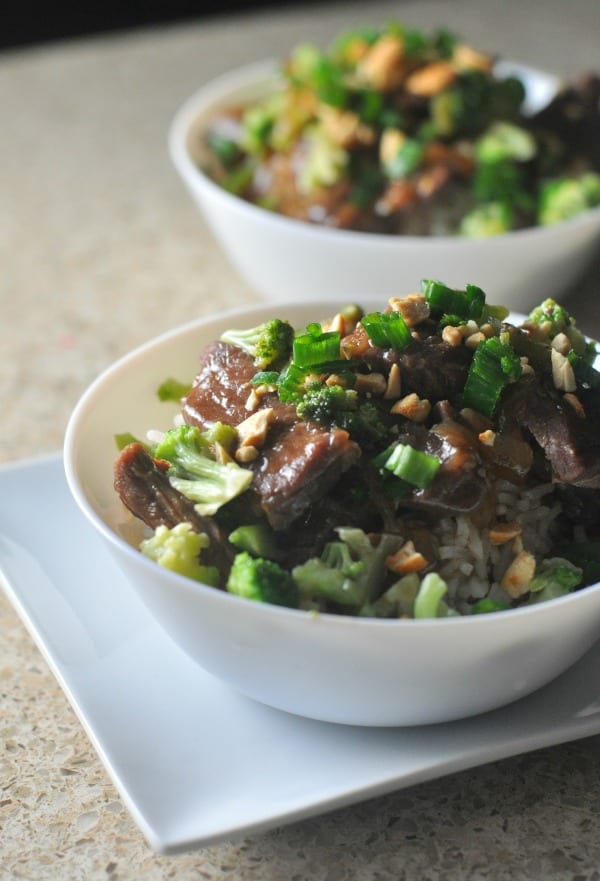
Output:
[{"xmin": 1, "ymin": 1, "xmax": 600, "ymax": 877}]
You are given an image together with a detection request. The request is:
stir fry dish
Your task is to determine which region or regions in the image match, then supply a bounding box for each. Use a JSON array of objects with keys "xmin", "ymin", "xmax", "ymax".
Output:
[
  {"xmin": 113, "ymin": 282, "xmax": 600, "ymax": 619},
  {"xmin": 202, "ymin": 21, "xmax": 600, "ymax": 237}
]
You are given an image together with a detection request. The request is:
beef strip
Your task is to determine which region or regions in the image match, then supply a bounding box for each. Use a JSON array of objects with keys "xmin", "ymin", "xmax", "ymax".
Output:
[
  {"xmin": 498, "ymin": 374, "xmax": 600, "ymax": 488},
  {"xmin": 183, "ymin": 341, "xmax": 361, "ymax": 530},
  {"xmin": 114, "ymin": 442, "xmax": 234, "ymax": 577}
]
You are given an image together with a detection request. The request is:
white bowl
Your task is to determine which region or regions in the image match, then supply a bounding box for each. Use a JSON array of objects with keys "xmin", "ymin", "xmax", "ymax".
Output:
[
  {"xmin": 64, "ymin": 299, "xmax": 600, "ymax": 727},
  {"xmin": 168, "ymin": 60, "xmax": 600, "ymax": 310}
]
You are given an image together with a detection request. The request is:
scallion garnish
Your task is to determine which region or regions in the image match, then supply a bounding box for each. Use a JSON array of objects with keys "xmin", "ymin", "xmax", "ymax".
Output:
[
  {"xmin": 361, "ymin": 310, "xmax": 412, "ymax": 350},
  {"xmin": 421, "ymin": 279, "xmax": 486, "ymax": 321},
  {"xmin": 462, "ymin": 336, "xmax": 522, "ymax": 417},
  {"xmin": 293, "ymin": 326, "xmax": 341, "ymax": 367},
  {"xmin": 383, "ymin": 443, "xmax": 441, "ymax": 489}
]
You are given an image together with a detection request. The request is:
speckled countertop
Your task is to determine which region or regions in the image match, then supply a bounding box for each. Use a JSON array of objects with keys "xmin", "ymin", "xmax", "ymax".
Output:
[{"xmin": 2, "ymin": 1, "xmax": 600, "ymax": 878}]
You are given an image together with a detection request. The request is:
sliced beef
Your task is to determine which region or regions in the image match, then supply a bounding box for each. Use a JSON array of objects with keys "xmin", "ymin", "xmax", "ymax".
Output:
[
  {"xmin": 182, "ymin": 341, "xmax": 361, "ymax": 530},
  {"xmin": 499, "ymin": 374, "xmax": 600, "ymax": 488},
  {"xmin": 182, "ymin": 340, "xmax": 295, "ymax": 429},
  {"xmin": 114, "ymin": 442, "xmax": 233, "ymax": 577},
  {"xmin": 355, "ymin": 335, "xmax": 472, "ymax": 405}
]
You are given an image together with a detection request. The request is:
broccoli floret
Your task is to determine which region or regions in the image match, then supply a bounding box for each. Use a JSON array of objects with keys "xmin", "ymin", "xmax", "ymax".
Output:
[
  {"xmin": 538, "ymin": 173, "xmax": 600, "ymax": 226},
  {"xmin": 228, "ymin": 523, "xmax": 282, "ymax": 561},
  {"xmin": 153, "ymin": 424, "xmax": 253, "ymax": 515},
  {"xmin": 526, "ymin": 298, "xmax": 586, "ymax": 353},
  {"xmin": 524, "ymin": 558, "xmax": 583, "ymax": 605},
  {"xmin": 474, "ymin": 122, "xmax": 536, "ymax": 163},
  {"xmin": 296, "ymin": 384, "xmax": 389, "ymax": 447},
  {"xmin": 226, "ymin": 551, "xmax": 299, "ymax": 607},
  {"xmin": 459, "ymin": 201, "xmax": 514, "ymax": 238},
  {"xmin": 220, "ymin": 318, "xmax": 294, "ymax": 369},
  {"xmin": 292, "ymin": 527, "xmax": 402, "ymax": 610},
  {"xmin": 140, "ymin": 523, "xmax": 219, "ymax": 585}
]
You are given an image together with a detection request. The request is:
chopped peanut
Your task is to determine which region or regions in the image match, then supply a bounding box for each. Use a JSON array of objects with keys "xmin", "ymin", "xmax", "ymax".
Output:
[
  {"xmin": 465, "ymin": 331, "xmax": 486, "ymax": 350},
  {"xmin": 501, "ymin": 551, "xmax": 536, "ymax": 598},
  {"xmin": 213, "ymin": 441, "xmax": 234, "ymax": 465},
  {"xmin": 358, "ymin": 34, "xmax": 405, "ymax": 91},
  {"xmin": 320, "ymin": 105, "xmax": 375, "ymax": 148},
  {"xmin": 384, "ymin": 363, "xmax": 402, "ymax": 400},
  {"xmin": 563, "ymin": 392, "xmax": 586, "ymax": 418},
  {"xmin": 388, "ymin": 293, "xmax": 430, "ymax": 327},
  {"xmin": 551, "ymin": 348, "xmax": 577, "ymax": 392},
  {"xmin": 390, "ymin": 392, "xmax": 431, "ymax": 423},
  {"xmin": 405, "ymin": 60, "xmax": 456, "ymax": 96},
  {"xmin": 355, "ymin": 372, "xmax": 387, "ymax": 396},
  {"xmin": 488, "ymin": 521, "xmax": 522, "ymax": 545},
  {"xmin": 245, "ymin": 387, "xmax": 261, "ymax": 411},
  {"xmin": 442, "ymin": 325, "xmax": 463, "ymax": 347},
  {"xmin": 551, "ymin": 332, "xmax": 571, "ymax": 356},
  {"xmin": 386, "ymin": 540, "xmax": 429, "ymax": 574},
  {"xmin": 519, "ymin": 356, "xmax": 534, "ymax": 376},
  {"xmin": 235, "ymin": 444, "xmax": 259, "ymax": 464},
  {"xmin": 379, "ymin": 128, "xmax": 407, "ymax": 166},
  {"xmin": 326, "ymin": 373, "xmax": 350, "ymax": 388},
  {"xmin": 478, "ymin": 429, "xmax": 496, "ymax": 447},
  {"xmin": 452, "ymin": 43, "xmax": 493, "ymax": 72},
  {"xmin": 236, "ymin": 407, "xmax": 274, "ymax": 449}
]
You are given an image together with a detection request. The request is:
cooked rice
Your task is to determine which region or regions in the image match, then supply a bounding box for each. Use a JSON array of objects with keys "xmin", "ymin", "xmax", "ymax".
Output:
[{"xmin": 432, "ymin": 478, "xmax": 566, "ymax": 614}]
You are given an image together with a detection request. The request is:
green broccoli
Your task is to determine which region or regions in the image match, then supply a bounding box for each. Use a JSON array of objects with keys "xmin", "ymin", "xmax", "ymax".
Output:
[
  {"xmin": 292, "ymin": 527, "xmax": 403, "ymax": 610},
  {"xmin": 228, "ymin": 522, "xmax": 282, "ymax": 561},
  {"xmin": 226, "ymin": 551, "xmax": 299, "ymax": 607},
  {"xmin": 296, "ymin": 384, "xmax": 389, "ymax": 447},
  {"xmin": 459, "ymin": 201, "xmax": 514, "ymax": 238},
  {"xmin": 538, "ymin": 172, "xmax": 600, "ymax": 226},
  {"xmin": 474, "ymin": 122, "xmax": 536, "ymax": 164},
  {"xmin": 523, "ymin": 557, "xmax": 583, "ymax": 605},
  {"xmin": 220, "ymin": 318, "xmax": 294, "ymax": 369},
  {"xmin": 152, "ymin": 424, "xmax": 253, "ymax": 515},
  {"xmin": 140, "ymin": 522, "xmax": 219, "ymax": 585},
  {"xmin": 526, "ymin": 298, "xmax": 586, "ymax": 353}
]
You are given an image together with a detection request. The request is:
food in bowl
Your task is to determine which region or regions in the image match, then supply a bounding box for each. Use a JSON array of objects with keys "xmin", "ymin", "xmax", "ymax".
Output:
[
  {"xmin": 113, "ymin": 280, "xmax": 600, "ymax": 621},
  {"xmin": 200, "ymin": 21, "xmax": 600, "ymax": 238}
]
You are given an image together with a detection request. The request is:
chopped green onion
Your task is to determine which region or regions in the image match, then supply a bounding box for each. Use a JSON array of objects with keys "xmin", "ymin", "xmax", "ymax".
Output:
[
  {"xmin": 383, "ymin": 443, "xmax": 441, "ymax": 489},
  {"xmin": 470, "ymin": 597, "xmax": 510, "ymax": 614},
  {"xmin": 414, "ymin": 572, "xmax": 448, "ymax": 618},
  {"xmin": 361, "ymin": 310, "xmax": 412, "ymax": 350},
  {"xmin": 293, "ymin": 328, "xmax": 341, "ymax": 367},
  {"xmin": 157, "ymin": 377, "xmax": 192, "ymax": 402},
  {"xmin": 250, "ymin": 370, "xmax": 280, "ymax": 386},
  {"xmin": 115, "ymin": 432, "xmax": 144, "ymax": 451},
  {"xmin": 421, "ymin": 279, "xmax": 486, "ymax": 321},
  {"xmin": 462, "ymin": 336, "xmax": 522, "ymax": 417}
]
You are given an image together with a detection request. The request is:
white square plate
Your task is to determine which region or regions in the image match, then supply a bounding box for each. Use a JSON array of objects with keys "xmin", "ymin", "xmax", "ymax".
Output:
[{"xmin": 2, "ymin": 454, "xmax": 600, "ymax": 854}]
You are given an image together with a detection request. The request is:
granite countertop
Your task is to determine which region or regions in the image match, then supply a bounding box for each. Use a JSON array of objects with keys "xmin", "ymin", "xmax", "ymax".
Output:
[{"xmin": 2, "ymin": 1, "xmax": 600, "ymax": 877}]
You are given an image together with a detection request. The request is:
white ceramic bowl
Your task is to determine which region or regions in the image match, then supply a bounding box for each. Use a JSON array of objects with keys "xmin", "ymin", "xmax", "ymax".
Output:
[
  {"xmin": 64, "ymin": 299, "xmax": 600, "ymax": 727},
  {"xmin": 168, "ymin": 60, "xmax": 600, "ymax": 310}
]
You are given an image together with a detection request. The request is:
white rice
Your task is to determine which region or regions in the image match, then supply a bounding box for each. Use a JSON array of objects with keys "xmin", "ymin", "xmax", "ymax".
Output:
[{"xmin": 433, "ymin": 478, "xmax": 565, "ymax": 614}]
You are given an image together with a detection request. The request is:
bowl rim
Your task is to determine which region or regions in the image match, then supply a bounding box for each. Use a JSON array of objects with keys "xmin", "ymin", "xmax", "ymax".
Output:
[
  {"xmin": 63, "ymin": 300, "xmax": 600, "ymax": 630},
  {"xmin": 168, "ymin": 57, "xmax": 600, "ymax": 248}
]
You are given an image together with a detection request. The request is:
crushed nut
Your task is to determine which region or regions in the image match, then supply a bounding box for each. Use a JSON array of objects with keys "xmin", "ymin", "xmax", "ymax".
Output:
[
  {"xmin": 245, "ymin": 387, "xmax": 262, "ymax": 411},
  {"xmin": 236, "ymin": 407, "xmax": 274, "ymax": 450},
  {"xmin": 388, "ymin": 293, "xmax": 430, "ymax": 327},
  {"xmin": 326, "ymin": 373, "xmax": 350, "ymax": 388},
  {"xmin": 213, "ymin": 441, "xmax": 234, "ymax": 465},
  {"xmin": 478, "ymin": 429, "xmax": 496, "ymax": 447},
  {"xmin": 479, "ymin": 323, "xmax": 494, "ymax": 338},
  {"xmin": 465, "ymin": 331, "xmax": 486, "ymax": 350},
  {"xmin": 355, "ymin": 372, "xmax": 387, "ymax": 395},
  {"xmin": 235, "ymin": 445, "xmax": 259, "ymax": 464},
  {"xmin": 405, "ymin": 60, "xmax": 456, "ymax": 96},
  {"xmin": 452, "ymin": 43, "xmax": 493, "ymax": 72},
  {"xmin": 501, "ymin": 550, "xmax": 536, "ymax": 598},
  {"xmin": 358, "ymin": 34, "xmax": 405, "ymax": 91},
  {"xmin": 390, "ymin": 393, "xmax": 431, "ymax": 423},
  {"xmin": 442, "ymin": 325, "xmax": 463, "ymax": 347},
  {"xmin": 563, "ymin": 392, "xmax": 586, "ymax": 418},
  {"xmin": 379, "ymin": 128, "xmax": 407, "ymax": 166},
  {"xmin": 320, "ymin": 105, "xmax": 375, "ymax": 148},
  {"xmin": 551, "ymin": 332, "xmax": 572, "ymax": 356},
  {"xmin": 386, "ymin": 540, "xmax": 429, "ymax": 574},
  {"xmin": 551, "ymin": 348, "xmax": 577, "ymax": 392},
  {"xmin": 519, "ymin": 356, "xmax": 534, "ymax": 376},
  {"xmin": 488, "ymin": 521, "xmax": 522, "ymax": 545},
  {"xmin": 384, "ymin": 363, "xmax": 402, "ymax": 400}
]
